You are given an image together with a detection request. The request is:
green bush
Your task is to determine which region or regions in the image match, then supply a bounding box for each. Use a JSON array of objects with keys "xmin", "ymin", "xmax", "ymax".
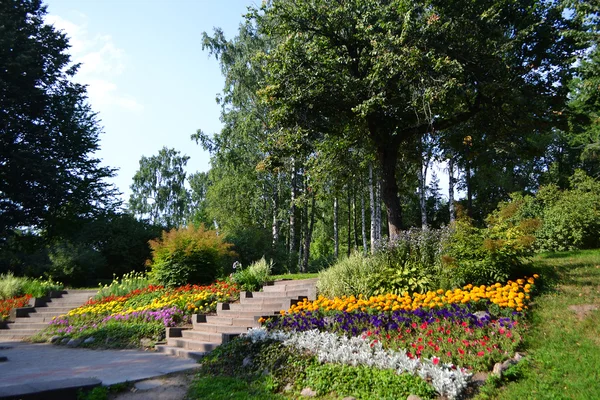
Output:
[
  {"xmin": 231, "ymin": 257, "xmax": 273, "ymax": 292},
  {"xmin": 319, "ymin": 229, "xmax": 448, "ymax": 298},
  {"xmin": 47, "ymin": 241, "xmax": 105, "ymax": 287},
  {"xmin": 369, "ymin": 228, "xmax": 448, "ymax": 295},
  {"xmin": 317, "ymin": 253, "xmax": 376, "ymax": 298},
  {"xmin": 440, "ymin": 206, "xmax": 538, "ymax": 288},
  {"xmin": 0, "ymin": 272, "xmax": 63, "ymax": 299},
  {"xmin": 147, "ymin": 225, "xmax": 236, "ymax": 287},
  {"xmin": 21, "ymin": 277, "xmax": 62, "ymax": 298},
  {"xmin": 0, "ymin": 272, "xmax": 24, "ymax": 300}
]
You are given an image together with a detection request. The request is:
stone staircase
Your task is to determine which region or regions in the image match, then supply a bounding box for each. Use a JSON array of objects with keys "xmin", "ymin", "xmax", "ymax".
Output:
[
  {"xmin": 157, "ymin": 278, "xmax": 318, "ymax": 359},
  {"xmin": 0, "ymin": 289, "xmax": 98, "ymax": 340}
]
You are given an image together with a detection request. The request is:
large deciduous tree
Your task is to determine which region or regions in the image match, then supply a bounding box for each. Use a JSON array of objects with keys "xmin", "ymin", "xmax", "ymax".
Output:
[
  {"xmin": 256, "ymin": 0, "xmax": 580, "ymax": 240},
  {"xmin": 0, "ymin": 0, "xmax": 119, "ymax": 240},
  {"xmin": 129, "ymin": 147, "xmax": 190, "ymax": 227}
]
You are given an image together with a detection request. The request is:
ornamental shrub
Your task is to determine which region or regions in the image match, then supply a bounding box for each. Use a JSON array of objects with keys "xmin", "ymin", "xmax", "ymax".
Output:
[
  {"xmin": 231, "ymin": 257, "xmax": 273, "ymax": 292},
  {"xmin": 369, "ymin": 228, "xmax": 449, "ymax": 295},
  {"xmin": 0, "ymin": 272, "xmax": 23, "ymax": 300},
  {"xmin": 317, "ymin": 253, "xmax": 376, "ymax": 298},
  {"xmin": 440, "ymin": 207, "xmax": 538, "ymax": 288},
  {"xmin": 147, "ymin": 225, "xmax": 236, "ymax": 287}
]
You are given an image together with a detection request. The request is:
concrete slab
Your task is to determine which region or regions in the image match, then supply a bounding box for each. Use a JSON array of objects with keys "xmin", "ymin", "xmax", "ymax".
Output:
[{"xmin": 0, "ymin": 341, "xmax": 200, "ymax": 393}]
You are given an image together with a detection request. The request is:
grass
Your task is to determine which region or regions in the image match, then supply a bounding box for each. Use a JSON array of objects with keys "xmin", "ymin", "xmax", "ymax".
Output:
[
  {"xmin": 188, "ymin": 376, "xmax": 284, "ymax": 400},
  {"xmin": 271, "ymin": 273, "xmax": 318, "ymax": 281},
  {"xmin": 477, "ymin": 249, "xmax": 600, "ymax": 399}
]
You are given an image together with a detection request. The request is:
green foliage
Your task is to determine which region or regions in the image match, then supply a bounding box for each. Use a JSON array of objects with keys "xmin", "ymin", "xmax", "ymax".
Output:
[
  {"xmin": 147, "ymin": 225, "xmax": 236, "ymax": 287},
  {"xmin": 499, "ymin": 171, "xmax": 600, "ymax": 252},
  {"xmin": 73, "ymin": 322, "xmax": 165, "ymax": 349},
  {"xmin": 225, "ymin": 227, "xmax": 287, "ymax": 274},
  {"xmin": 21, "ymin": 277, "xmax": 62, "ymax": 298},
  {"xmin": 95, "ymin": 271, "xmax": 150, "ymax": 300},
  {"xmin": 129, "ymin": 147, "xmax": 191, "ymax": 228},
  {"xmin": 441, "ymin": 207, "xmax": 538, "ymax": 288},
  {"xmin": 0, "ymin": 272, "xmax": 62, "ymax": 300},
  {"xmin": 0, "ymin": 272, "xmax": 23, "ymax": 300},
  {"xmin": 317, "ymin": 253, "xmax": 375, "ymax": 298},
  {"xmin": 0, "ymin": 0, "xmax": 119, "ymax": 240},
  {"xmin": 370, "ymin": 228, "xmax": 448, "ymax": 295},
  {"xmin": 302, "ymin": 363, "xmax": 436, "ymax": 400},
  {"xmin": 535, "ymin": 172, "xmax": 600, "ymax": 252},
  {"xmin": 47, "ymin": 241, "xmax": 105, "ymax": 287},
  {"xmin": 231, "ymin": 257, "xmax": 273, "ymax": 292},
  {"xmin": 319, "ymin": 229, "xmax": 448, "ymax": 297}
]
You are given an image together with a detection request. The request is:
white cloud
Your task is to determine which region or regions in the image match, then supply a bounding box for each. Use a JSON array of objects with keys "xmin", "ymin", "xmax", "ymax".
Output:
[{"xmin": 44, "ymin": 14, "xmax": 143, "ymax": 113}]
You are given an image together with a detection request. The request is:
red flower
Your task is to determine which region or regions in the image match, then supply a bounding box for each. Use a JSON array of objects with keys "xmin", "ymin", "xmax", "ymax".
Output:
[
  {"xmin": 477, "ymin": 351, "xmax": 485, "ymax": 357},
  {"xmin": 433, "ymin": 357, "xmax": 440, "ymax": 365},
  {"xmin": 458, "ymin": 348, "xmax": 465, "ymax": 355}
]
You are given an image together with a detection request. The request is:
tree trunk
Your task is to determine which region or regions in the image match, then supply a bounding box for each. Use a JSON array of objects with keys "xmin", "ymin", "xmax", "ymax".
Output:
[
  {"xmin": 272, "ymin": 174, "xmax": 280, "ymax": 248},
  {"xmin": 369, "ymin": 163, "xmax": 376, "ymax": 254},
  {"xmin": 418, "ymin": 161, "xmax": 428, "ymax": 230},
  {"xmin": 333, "ymin": 196, "xmax": 339, "ymax": 259},
  {"xmin": 353, "ymin": 186, "xmax": 359, "ymax": 251},
  {"xmin": 302, "ymin": 190, "xmax": 316, "ymax": 272},
  {"xmin": 347, "ymin": 188, "xmax": 352, "ymax": 257},
  {"xmin": 375, "ymin": 173, "xmax": 382, "ymax": 241},
  {"xmin": 466, "ymin": 159, "xmax": 473, "ymax": 217},
  {"xmin": 361, "ymin": 184, "xmax": 367, "ymax": 256},
  {"xmin": 448, "ymin": 154, "xmax": 456, "ymax": 223}
]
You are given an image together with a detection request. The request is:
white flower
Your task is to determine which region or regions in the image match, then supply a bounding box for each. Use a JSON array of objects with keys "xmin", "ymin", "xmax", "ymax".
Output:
[{"xmin": 245, "ymin": 328, "xmax": 471, "ymax": 399}]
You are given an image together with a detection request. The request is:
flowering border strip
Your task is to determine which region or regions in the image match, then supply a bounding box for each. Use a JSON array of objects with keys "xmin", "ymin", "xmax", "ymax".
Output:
[
  {"xmin": 285, "ymin": 275, "xmax": 538, "ymax": 315},
  {"xmin": 246, "ymin": 328, "xmax": 471, "ymax": 399}
]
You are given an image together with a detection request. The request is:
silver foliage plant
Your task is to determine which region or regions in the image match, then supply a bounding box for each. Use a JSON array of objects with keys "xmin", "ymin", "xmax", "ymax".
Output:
[{"xmin": 246, "ymin": 328, "xmax": 471, "ymax": 399}]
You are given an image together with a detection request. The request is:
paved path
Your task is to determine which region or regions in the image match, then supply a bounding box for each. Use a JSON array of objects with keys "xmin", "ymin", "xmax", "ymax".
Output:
[{"xmin": 0, "ymin": 341, "xmax": 200, "ymax": 397}]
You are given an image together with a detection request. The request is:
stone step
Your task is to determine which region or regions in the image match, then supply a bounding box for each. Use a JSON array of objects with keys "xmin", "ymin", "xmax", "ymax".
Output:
[
  {"xmin": 262, "ymin": 283, "xmax": 315, "ymax": 292},
  {"xmin": 181, "ymin": 330, "xmax": 224, "ymax": 343},
  {"xmin": 166, "ymin": 338, "xmax": 220, "ymax": 352},
  {"xmin": 226, "ymin": 302, "xmax": 285, "ymax": 312},
  {"xmin": 272, "ymin": 278, "xmax": 319, "ymax": 286},
  {"xmin": 4, "ymin": 321, "xmax": 49, "ymax": 330},
  {"xmin": 24, "ymin": 306, "xmax": 75, "ymax": 314},
  {"xmin": 217, "ymin": 309, "xmax": 279, "ymax": 318},
  {"xmin": 205, "ymin": 315, "xmax": 259, "ymax": 327},
  {"xmin": 14, "ymin": 315, "xmax": 59, "ymax": 323},
  {"xmin": 190, "ymin": 322, "xmax": 251, "ymax": 334},
  {"xmin": 155, "ymin": 345, "xmax": 206, "ymax": 360},
  {"xmin": 22, "ymin": 311, "xmax": 68, "ymax": 319},
  {"xmin": 0, "ymin": 328, "xmax": 39, "ymax": 339},
  {"xmin": 250, "ymin": 289, "xmax": 312, "ymax": 299},
  {"xmin": 240, "ymin": 294, "xmax": 306, "ymax": 305}
]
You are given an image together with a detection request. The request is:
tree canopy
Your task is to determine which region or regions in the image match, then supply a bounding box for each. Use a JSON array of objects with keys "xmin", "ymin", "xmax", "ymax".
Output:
[
  {"xmin": 254, "ymin": 0, "xmax": 582, "ymax": 239},
  {"xmin": 0, "ymin": 0, "xmax": 119, "ymax": 240}
]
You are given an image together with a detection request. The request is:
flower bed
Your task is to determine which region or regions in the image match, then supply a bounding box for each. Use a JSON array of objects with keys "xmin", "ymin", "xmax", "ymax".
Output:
[
  {"xmin": 36, "ymin": 280, "xmax": 239, "ymax": 347},
  {"xmin": 0, "ymin": 294, "xmax": 32, "ymax": 321},
  {"xmin": 257, "ymin": 276, "xmax": 538, "ymax": 398}
]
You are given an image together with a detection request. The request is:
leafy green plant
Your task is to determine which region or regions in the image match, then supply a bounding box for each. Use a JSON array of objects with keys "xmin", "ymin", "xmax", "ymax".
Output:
[
  {"xmin": 369, "ymin": 228, "xmax": 448, "ymax": 295},
  {"xmin": 21, "ymin": 277, "xmax": 63, "ymax": 298},
  {"xmin": 95, "ymin": 271, "xmax": 150, "ymax": 299},
  {"xmin": 440, "ymin": 206, "xmax": 538, "ymax": 288},
  {"xmin": 147, "ymin": 225, "xmax": 236, "ymax": 287},
  {"xmin": 47, "ymin": 241, "xmax": 105, "ymax": 287},
  {"xmin": 231, "ymin": 257, "xmax": 273, "ymax": 292},
  {"xmin": 317, "ymin": 253, "xmax": 376, "ymax": 298},
  {"xmin": 302, "ymin": 363, "xmax": 436, "ymax": 399},
  {"xmin": 0, "ymin": 272, "xmax": 24, "ymax": 300}
]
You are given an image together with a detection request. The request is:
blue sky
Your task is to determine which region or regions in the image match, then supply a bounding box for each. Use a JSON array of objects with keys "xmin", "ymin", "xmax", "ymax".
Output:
[{"xmin": 44, "ymin": 0, "xmax": 257, "ymax": 203}]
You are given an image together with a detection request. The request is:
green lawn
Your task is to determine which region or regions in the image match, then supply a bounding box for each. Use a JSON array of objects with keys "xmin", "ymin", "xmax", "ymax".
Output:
[
  {"xmin": 271, "ymin": 273, "xmax": 319, "ymax": 281},
  {"xmin": 477, "ymin": 249, "xmax": 600, "ymax": 399}
]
